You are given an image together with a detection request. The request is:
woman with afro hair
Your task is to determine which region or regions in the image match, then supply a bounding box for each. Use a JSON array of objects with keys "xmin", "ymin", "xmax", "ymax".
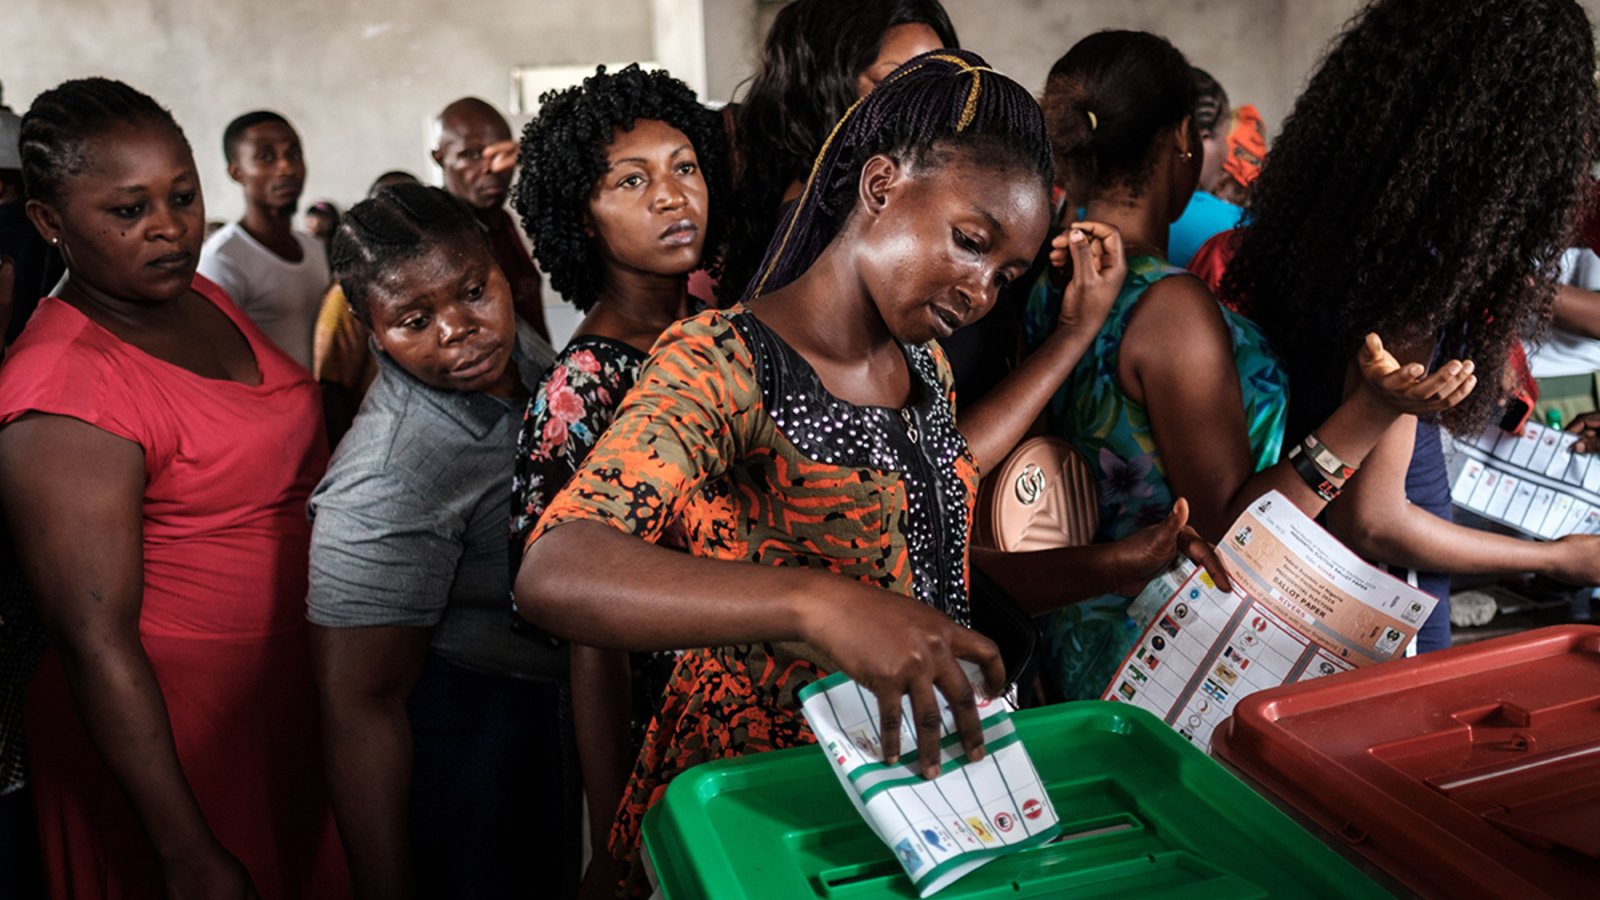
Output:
[
  {"xmin": 1222, "ymin": 0, "xmax": 1600, "ymax": 648},
  {"xmin": 508, "ymin": 63, "xmax": 729, "ymax": 897}
]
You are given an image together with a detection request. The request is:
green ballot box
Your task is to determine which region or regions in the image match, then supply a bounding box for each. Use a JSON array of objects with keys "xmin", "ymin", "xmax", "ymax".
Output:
[{"xmin": 641, "ymin": 701, "xmax": 1387, "ymax": 898}]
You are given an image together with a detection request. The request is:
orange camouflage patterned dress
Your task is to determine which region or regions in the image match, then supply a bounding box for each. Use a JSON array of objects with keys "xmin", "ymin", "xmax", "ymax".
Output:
[{"xmin": 526, "ymin": 304, "xmax": 980, "ymax": 865}]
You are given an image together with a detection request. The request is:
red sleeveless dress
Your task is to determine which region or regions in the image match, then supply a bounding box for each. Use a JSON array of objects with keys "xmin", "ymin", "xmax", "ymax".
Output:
[{"xmin": 0, "ymin": 277, "xmax": 348, "ymax": 898}]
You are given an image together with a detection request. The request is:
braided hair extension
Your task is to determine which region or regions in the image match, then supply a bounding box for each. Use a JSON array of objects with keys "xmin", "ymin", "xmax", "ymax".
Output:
[
  {"xmin": 19, "ymin": 78, "xmax": 190, "ymax": 204},
  {"xmin": 511, "ymin": 64, "xmax": 727, "ymax": 313},
  {"xmin": 329, "ymin": 182, "xmax": 487, "ymax": 326},
  {"xmin": 1190, "ymin": 67, "xmax": 1228, "ymax": 135},
  {"xmin": 1221, "ymin": 0, "xmax": 1600, "ymax": 438},
  {"xmin": 719, "ymin": 0, "xmax": 959, "ymax": 305},
  {"xmin": 741, "ymin": 48, "xmax": 1051, "ymax": 303},
  {"xmin": 222, "ymin": 110, "xmax": 290, "ymax": 163},
  {"xmin": 1041, "ymin": 31, "xmax": 1197, "ymax": 203}
]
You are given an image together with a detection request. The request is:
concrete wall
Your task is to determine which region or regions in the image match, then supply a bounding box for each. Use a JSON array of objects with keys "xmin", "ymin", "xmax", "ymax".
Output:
[
  {"xmin": 5, "ymin": 0, "xmax": 655, "ymax": 224},
  {"xmin": 715, "ymin": 0, "xmax": 1310, "ymax": 132},
  {"xmin": 13, "ymin": 0, "xmax": 1600, "ymax": 212},
  {"xmin": 14, "ymin": 0, "xmax": 1600, "ymax": 214},
  {"xmin": 942, "ymin": 0, "xmax": 1291, "ymax": 130},
  {"xmin": 10, "ymin": 0, "xmax": 1600, "ymax": 346},
  {"xmin": 721, "ymin": 0, "xmax": 1600, "ymax": 140}
]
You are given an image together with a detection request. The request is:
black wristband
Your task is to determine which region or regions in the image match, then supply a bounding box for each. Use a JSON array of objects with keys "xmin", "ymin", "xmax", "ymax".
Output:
[
  {"xmin": 1288, "ymin": 445, "xmax": 1342, "ymax": 501},
  {"xmin": 1302, "ymin": 432, "xmax": 1357, "ymax": 482}
]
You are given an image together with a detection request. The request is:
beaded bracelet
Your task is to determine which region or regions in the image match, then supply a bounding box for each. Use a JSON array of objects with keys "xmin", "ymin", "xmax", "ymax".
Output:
[
  {"xmin": 1302, "ymin": 432, "xmax": 1357, "ymax": 482},
  {"xmin": 1288, "ymin": 445, "xmax": 1342, "ymax": 501}
]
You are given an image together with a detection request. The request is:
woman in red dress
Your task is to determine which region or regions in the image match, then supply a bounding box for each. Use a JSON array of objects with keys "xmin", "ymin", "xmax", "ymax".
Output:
[{"xmin": 0, "ymin": 79, "xmax": 347, "ymax": 899}]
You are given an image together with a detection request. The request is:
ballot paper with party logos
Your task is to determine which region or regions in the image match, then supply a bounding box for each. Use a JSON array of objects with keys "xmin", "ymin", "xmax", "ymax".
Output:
[
  {"xmin": 1447, "ymin": 420, "xmax": 1600, "ymax": 539},
  {"xmin": 798, "ymin": 662, "xmax": 1060, "ymax": 896},
  {"xmin": 1105, "ymin": 490, "xmax": 1437, "ymax": 752}
]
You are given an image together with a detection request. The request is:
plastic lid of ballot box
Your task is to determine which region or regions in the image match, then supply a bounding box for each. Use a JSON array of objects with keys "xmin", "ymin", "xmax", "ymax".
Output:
[
  {"xmin": 1212, "ymin": 624, "xmax": 1600, "ymax": 899},
  {"xmin": 641, "ymin": 701, "xmax": 1384, "ymax": 898}
]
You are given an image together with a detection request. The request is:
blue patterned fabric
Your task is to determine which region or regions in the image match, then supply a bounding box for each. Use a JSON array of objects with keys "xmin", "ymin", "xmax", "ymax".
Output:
[{"xmin": 1022, "ymin": 253, "xmax": 1289, "ymax": 699}]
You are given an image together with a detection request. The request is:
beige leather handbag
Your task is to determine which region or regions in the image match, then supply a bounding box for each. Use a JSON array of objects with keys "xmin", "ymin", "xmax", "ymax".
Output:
[{"xmin": 974, "ymin": 436, "xmax": 1100, "ymax": 551}]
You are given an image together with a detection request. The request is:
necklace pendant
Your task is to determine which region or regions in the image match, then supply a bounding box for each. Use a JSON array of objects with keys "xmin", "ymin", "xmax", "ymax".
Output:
[{"xmin": 900, "ymin": 407, "xmax": 919, "ymax": 443}]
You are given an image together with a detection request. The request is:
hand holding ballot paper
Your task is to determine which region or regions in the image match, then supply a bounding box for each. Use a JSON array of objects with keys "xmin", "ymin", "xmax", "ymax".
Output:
[
  {"xmin": 799, "ymin": 663, "xmax": 1061, "ymax": 896},
  {"xmin": 798, "ymin": 493, "xmax": 1438, "ymax": 890},
  {"xmin": 1105, "ymin": 491, "xmax": 1437, "ymax": 751}
]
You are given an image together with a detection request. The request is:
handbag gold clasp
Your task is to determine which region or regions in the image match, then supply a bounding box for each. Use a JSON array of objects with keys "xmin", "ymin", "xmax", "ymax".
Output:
[{"xmin": 1014, "ymin": 464, "xmax": 1047, "ymax": 505}]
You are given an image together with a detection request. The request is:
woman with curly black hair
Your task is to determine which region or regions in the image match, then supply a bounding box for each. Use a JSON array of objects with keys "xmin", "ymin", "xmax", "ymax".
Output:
[
  {"xmin": 1223, "ymin": 0, "xmax": 1600, "ymax": 648},
  {"xmin": 508, "ymin": 63, "xmax": 727, "ymax": 897},
  {"xmin": 718, "ymin": 0, "xmax": 957, "ymax": 306}
]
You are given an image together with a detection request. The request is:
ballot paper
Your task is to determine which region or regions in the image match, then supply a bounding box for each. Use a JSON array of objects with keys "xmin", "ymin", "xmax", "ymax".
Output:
[
  {"xmin": 1105, "ymin": 490, "xmax": 1437, "ymax": 752},
  {"xmin": 798, "ymin": 662, "xmax": 1061, "ymax": 896},
  {"xmin": 1447, "ymin": 420, "xmax": 1600, "ymax": 539}
]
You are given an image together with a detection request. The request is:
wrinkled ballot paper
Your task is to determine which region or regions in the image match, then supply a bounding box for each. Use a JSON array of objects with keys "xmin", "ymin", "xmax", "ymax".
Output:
[
  {"xmin": 1106, "ymin": 490, "xmax": 1437, "ymax": 751},
  {"xmin": 798, "ymin": 662, "xmax": 1060, "ymax": 896}
]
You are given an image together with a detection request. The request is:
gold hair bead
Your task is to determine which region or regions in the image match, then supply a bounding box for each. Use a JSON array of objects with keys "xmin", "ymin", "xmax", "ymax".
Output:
[
  {"xmin": 957, "ymin": 68, "xmax": 982, "ymax": 131},
  {"xmin": 926, "ymin": 54, "xmax": 995, "ymax": 77},
  {"xmin": 1086, "ymin": 110, "xmax": 1098, "ymax": 131}
]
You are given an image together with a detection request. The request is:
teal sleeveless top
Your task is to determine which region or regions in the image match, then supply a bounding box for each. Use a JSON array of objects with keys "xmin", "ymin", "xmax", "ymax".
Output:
[{"xmin": 1021, "ymin": 253, "xmax": 1288, "ymax": 700}]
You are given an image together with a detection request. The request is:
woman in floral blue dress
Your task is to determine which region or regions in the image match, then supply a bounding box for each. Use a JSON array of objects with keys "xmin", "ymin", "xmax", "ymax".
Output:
[
  {"xmin": 507, "ymin": 65, "xmax": 727, "ymax": 897},
  {"xmin": 1024, "ymin": 32, "xmax": 1477, "ymax": 700}
]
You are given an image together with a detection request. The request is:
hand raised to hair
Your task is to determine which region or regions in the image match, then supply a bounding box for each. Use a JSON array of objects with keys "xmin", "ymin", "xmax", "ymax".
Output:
[
  {"xmin": 1356, "ymin": 333, "xmax": 1477, "ymax": 416},
  {"xmin": 803, "ymin": 581, "xmax": 1006, "ymax": 781},
  {"xmin": 1048, "ymin": 220, "xmax": 1126, "ymax": 335}
]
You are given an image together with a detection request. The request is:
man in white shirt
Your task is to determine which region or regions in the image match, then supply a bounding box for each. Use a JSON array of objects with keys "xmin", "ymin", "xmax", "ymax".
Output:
[
  {"xmin": 198, "ymin": 111, "xmax": 329, "ymax": 370},
  {"xmin": 1527, "ymin": 247, "xmax": 1600, "ymax": 426}
]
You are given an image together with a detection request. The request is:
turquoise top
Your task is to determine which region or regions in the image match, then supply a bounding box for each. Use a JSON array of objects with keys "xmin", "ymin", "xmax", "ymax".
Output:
[
  {"xmin": 1167, "ymin": 191, "xmax": 1244, "ymax": 268},
  {"xmin": 1021, "ymin": 253, "xmax": 1288, "ymax": 700}
]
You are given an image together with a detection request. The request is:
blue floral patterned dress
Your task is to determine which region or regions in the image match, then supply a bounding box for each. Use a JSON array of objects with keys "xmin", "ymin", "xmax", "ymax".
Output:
[{"xmin": 1022, "ymin": 253, "xmax": 1288, "ymax": 700}]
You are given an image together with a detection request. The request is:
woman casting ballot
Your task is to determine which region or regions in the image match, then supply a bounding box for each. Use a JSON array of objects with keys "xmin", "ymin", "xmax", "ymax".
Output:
[{"xmin": 514, "ymin": 51, "xmax": 1235, "ymax": 886}]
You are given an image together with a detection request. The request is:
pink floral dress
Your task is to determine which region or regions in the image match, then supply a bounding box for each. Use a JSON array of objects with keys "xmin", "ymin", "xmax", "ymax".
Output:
[{"xmin": 510, "ymin": 335, "xmax": 675, "ymax": 752}]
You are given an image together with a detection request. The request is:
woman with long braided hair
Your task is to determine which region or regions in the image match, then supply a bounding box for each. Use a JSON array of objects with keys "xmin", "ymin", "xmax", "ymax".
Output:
[
  {"xmin": 517, "ymin": 50, "xmax": 1229, "ymax": 891},
  {"xmin": 0, "ymin": 78, "xmax": 346, "ymax": 899}
]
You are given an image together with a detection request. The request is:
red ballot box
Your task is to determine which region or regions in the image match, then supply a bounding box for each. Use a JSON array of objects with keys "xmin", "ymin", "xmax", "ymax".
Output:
[{"xmin": 1213, "ymin": 624, "xmax": 1600, "ymax": 899}]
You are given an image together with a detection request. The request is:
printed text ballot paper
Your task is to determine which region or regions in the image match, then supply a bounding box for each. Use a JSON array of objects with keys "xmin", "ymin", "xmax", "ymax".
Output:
[
  {"xmin": 1103, "ymin": 490, "xmax": 1437, "ymax": 752},
  {"xmin": 799, "ymin": 662, "xmax": 1060, "ymax": 896}
]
